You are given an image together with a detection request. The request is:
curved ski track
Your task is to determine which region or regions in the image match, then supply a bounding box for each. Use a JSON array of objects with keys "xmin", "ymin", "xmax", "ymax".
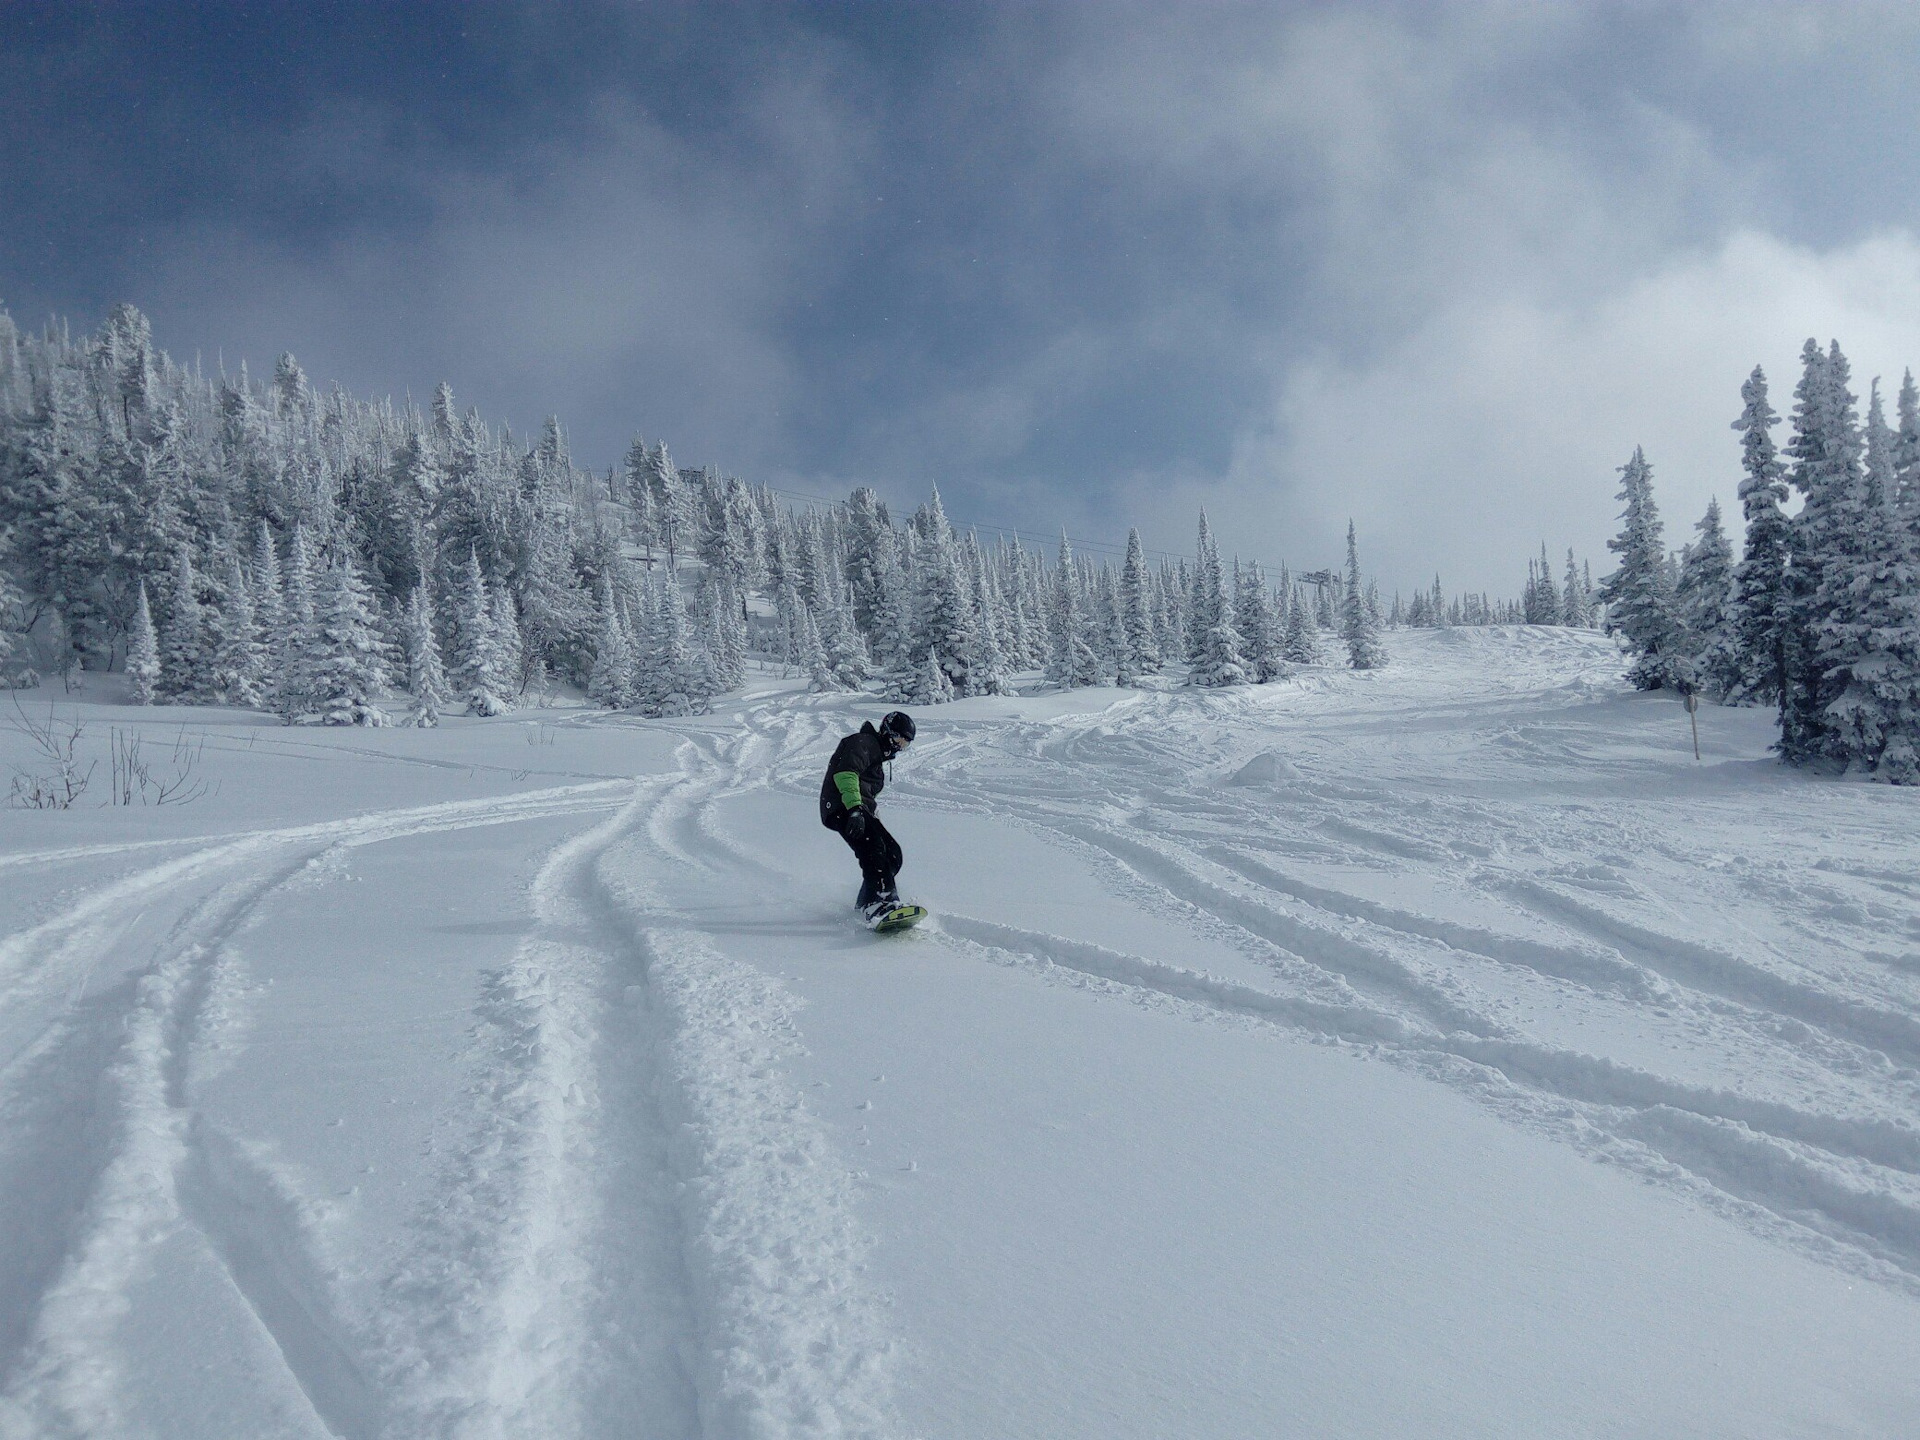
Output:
[
  {"xmin": 734, "ymin": 692, "xmax": 1920, "ymax": 1298},
  {"xmin": 0, "ymin": 729, "xmax": 899, "ymax": 1440},
  {"xmin": 7, "ymin": 670, "xmax": 1918, "ymax": 1435}
]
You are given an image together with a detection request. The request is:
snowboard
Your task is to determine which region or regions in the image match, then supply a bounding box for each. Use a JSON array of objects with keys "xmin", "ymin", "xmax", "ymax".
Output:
[{"xmin": 868, "ymin": 902, "xmax": 928, "ymax": 934}]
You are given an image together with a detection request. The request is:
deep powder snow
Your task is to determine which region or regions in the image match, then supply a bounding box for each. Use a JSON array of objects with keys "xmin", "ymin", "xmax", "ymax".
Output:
[{"xmin": 1, "ymin": 626, "xmax": 1918, "ymax": 1438}]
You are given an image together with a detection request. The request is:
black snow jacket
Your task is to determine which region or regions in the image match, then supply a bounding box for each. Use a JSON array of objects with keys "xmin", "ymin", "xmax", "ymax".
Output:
[{"xmin": 819, "ymin": 722, "xmax": 890, "ymax": 828}]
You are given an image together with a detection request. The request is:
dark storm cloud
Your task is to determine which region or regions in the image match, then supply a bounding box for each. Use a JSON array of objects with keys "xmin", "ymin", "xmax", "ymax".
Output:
[{"xmin": 9, "ymin": 2, "xmax": 1920, "ymax": 589}]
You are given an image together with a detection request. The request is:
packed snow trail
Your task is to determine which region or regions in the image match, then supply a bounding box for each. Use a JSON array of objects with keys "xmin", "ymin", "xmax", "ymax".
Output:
[{"xmin": 3, "ymin": 628, "xmax": 1920, "ymax": 1436}]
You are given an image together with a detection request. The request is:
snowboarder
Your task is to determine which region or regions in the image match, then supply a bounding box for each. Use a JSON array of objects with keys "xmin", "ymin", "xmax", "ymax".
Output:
[{"xmin": 819, "ymin": 710, "xmax": 918, "ymax": 925}]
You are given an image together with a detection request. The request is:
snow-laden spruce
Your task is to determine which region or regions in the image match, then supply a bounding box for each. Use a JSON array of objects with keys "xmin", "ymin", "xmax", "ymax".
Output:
[{"xmin": 1603, "ymin": 340, "xmax": 1920, "ymax": 783}]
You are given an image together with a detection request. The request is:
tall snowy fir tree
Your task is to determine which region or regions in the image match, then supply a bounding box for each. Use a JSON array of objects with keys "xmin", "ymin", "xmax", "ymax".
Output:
[
  {"xmin": 125, "ymin": 580, "xmax": 159, "ymax": 704},
  {"xmin": 1894, "ymin": 369, "xmax": 1920, "ymax": 507},
  {"xmin": 1045, "ymin": 533, "xmax": 1101, "ymax": 690},
  {"xmin": 1118, "ymin": 528, "xmax": 1159, "ymax": 677},
  {"xmin": 1727, "ymin": 365, "xmax": 1793, "ymax": 707},
  {"xmin": 799, "ymin": 604, "xmax": 837, "ymax": 693},
  {"xmin": 1813, "ymin": 374, "xmax": 1920, "ymax": 780},
  {"xmin": 1829, "ymin": 494, "xmax": 1920, "ymax": 781},
  {"xmin": 449, "ymin": 548, "xmax": 511, "ymax": 717},
  {"xmin": 1283, "ymin": 581, "xmax": 1323, "ymax": 664},
  {"xmin": 158, "ymin": 545, "xmax": 208, "ymax": 702},
  {"xmin": 491, "ymin": 587, "xmax": 528, "ymax": 699},
  {"xmin": 967, "ymin": 543, "xmax": 1012, "ymax": 696},
  {"xmin": 1235, "ymin": 561, "xmax": 1284, "ymax": 682},
  {"xmin": 1598, "ymin": 447, "xmax": 1682, "ymax": 689},
  {"xmin": 908, "ymin": 491, "xmax": 977, "ymax": 697},
  {"xmin": 209, "ymin": 547, "xmax": 263, "ymax": 706},
  {"xmin": 1187, "ymin": 512, "xmax": 1248, "ymax": 687},
  {"xmin": 1783, "ymin": 340, "xmax": 1868, "ymax": 762},
  {"xmin": 1341, "ymin": 522, "xmax": 1387, "ymax": 670},
  {"xmin": 1561, "ymin": 551, "xmax": 1591, "ymax": 628},
  {"xmin": 403, "ymin": 584, "xmax": 450, "ymax": 726},
  {"xmin": 297, "ymin": 558, "xmax": 388, "ymax": 726},
  {"xmin": 1675, "ymin": 497, "xmax": 1737, "ymax": 696}
]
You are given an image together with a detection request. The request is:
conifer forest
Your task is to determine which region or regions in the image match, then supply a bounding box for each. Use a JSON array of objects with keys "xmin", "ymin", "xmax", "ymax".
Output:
[{"xmin": 0, "ymin": 303, "xmax": 1580, "ymax": 730}]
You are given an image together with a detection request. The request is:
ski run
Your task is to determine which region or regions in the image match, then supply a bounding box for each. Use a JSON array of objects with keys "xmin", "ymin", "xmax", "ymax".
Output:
[{"xmin": 3, "ymin": 625, "xmax": 1920, "ymax": 1437}]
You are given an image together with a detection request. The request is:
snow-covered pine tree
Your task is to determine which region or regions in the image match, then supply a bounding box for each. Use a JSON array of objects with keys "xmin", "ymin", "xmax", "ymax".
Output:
[
  {"xmin": 792, "ymin": 511, "xmax": 826, "ymax": 613},
  {"xmin": 1895, "ymin": 369, "xmax": 1920, "ymax": 514},
  {"xmin": 1781, "ymin": 340, "xmax": 1870, "ymax": 762},
  {"xmin": 1283, "ymin": 581, "xmax": 1323, "ymax": 663},
  {"xmin": 909, "ymin": 492, "xmax": 977, "ymax": 696},
  {"xmin": 251, "ymin": 522, "xmax": 287, "ymax": 698},
  {"xmin": 1186, "ymin": 515, "xmax": 1219, "ymax": 671},
  {"xmin": 967, "ymin": 541, "xmax": 1013, "ymax": 695},
  {"xmin": 1798, "ymin": 364, "xmax": 1920, "ymax": 778},
  {"xmin": 402, "ymin": 584, "xmax": 449, "ymax": 725},
  {"xmin": 448, "ymin": 548, "xmax": 511, "ymax": 716},
  {"xmin": 1045, "ymin": 533, "xmax": 1101, "ymax": 689},
  {"xmin": 491, "ymin": 587, "xmax": 528, "ymax": 699},
  {"xmin": 1341, "ymin": 521, "xmax": 1387, "ymax": 670},
  {"xmin": 1597, "ymin": 447, "xmax": 1682, "ymax": 689},
  {"xmin": 870, "ymin": 536, "xmax": 920, "ymax": 701},
  {"xmin": 698, "ymin": 571, "xmax": 748, "ymax": 693},
  {"xmin": 1016, "ymin": 541, "xmax": 1052, "ymax": 670},
  {"xmin": 811, "ymin": 539, "xmax": 869, "ymax": 689},
  {"xmin": 126, "ymin": 580, "xmax": 159, "ymax": 704},
  {"xmin": 158, "ymin": 545, "xmax": 208, "ymax": 702},
  {"xmin": 1534, "ymin": 544, "xmax": 1561, "ymax": 625},
  {"xmin": 1868, "ymin": 376, "xmax": 1900, "ymax": 522},
  {"xmin": 1723, "ymin": 366, "xmax": 1795, "ymax": 709},
  {"xmin": 1561, "ymin": 550, "xmax": 1589, "ymax": 628},
  {"xmin": 1815, "ymin": 433, "xmax": 1920, "ymax": 780},
  {"xmin": 1675, "ymin": 497, "xmax": 1738, "ymax": 697},
  {"xmin": 1118, "ymin": 529, "xmax": 1159, "ymax": 677},
  {"xmin": 300, "ymin": 558, "xmax": 389, "ymax": 726},
  {"xmin": 1108, "ymin": 591, "xmax": 1136, "ymax": 686},
  {"xmin": 638, "ymin": 571, "xmax": 703, "ymax": 717},
  {"xmin": 642, "ymin": 442, "xmax": 692, "ymax": 568},
  {"xmin": 284, "ymin": 523, "xmax": 317, "ymax": 632},
  {"xmin": 587, "ymin": 580, "xmax": 636, "ymax": 709},
  {"xmin": 908, "ymin": 646, "xmax": 955, "ymax": 705},
  {"xmin": 772, "ymin": 559, "xmax": 805, "ymax": 672},
  {"xmin": 799, "ymin": 604, "xmax": 839, "ymax": 693},
  {"xmin": 1186, "ymin": 512, "xmax": 1249, "ymax": 686},
  {"xmin": 843, "ymin": 486, "xmax": 890, "ymax": 640},
  {"xmin": 1235, "ymin": 560, "xmax": 1284, "ymax": 682},
  {"xmin": 209, "ymin": 546, "xmax": 265, "ymax": 706}
]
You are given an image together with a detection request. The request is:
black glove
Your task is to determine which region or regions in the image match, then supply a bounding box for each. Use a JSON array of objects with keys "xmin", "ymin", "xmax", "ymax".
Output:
[{"xmin": 843, "ymin": 808, "xmax": 867, "ymax": 841}]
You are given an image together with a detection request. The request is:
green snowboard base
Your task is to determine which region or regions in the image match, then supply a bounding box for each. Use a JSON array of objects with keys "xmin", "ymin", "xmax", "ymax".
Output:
[{"xmin": 869, "ymin": 903, "xmax": 928, "ymax": 933}]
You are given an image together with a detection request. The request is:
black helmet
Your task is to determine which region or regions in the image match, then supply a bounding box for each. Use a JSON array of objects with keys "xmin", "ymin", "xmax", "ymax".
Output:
[{"xmin": 879, "ymin": 710, "xmax": 916, "ymax": 746}]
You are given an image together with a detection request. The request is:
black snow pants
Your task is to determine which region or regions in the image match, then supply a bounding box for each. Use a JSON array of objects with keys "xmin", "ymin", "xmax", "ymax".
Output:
[{"xmin": 838, "ymin": 813, "xmax": 904, "ymax": 907}]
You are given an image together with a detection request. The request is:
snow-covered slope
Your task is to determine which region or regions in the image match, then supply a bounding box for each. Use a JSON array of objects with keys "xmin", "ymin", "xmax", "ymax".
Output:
[{"xmin": 3, "ymin": 627, "xmax": 1919, "ymax": 1438}]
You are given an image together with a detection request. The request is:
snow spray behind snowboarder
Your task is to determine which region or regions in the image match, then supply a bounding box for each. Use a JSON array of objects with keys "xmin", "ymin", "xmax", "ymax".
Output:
[{"xmin": 820, "ymin": 710, "xmax": 916, "ymax": 922}]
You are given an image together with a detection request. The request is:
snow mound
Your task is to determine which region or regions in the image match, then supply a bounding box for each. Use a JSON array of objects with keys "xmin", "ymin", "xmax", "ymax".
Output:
[{"xmin": 1227, "ymin": 751, "xmax": 1299, "ymax": 785}]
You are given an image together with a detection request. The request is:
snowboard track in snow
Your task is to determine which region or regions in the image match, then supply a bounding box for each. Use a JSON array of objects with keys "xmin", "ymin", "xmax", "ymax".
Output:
[
  {"xmin": 751, "ymin": 684, "xmax": 1920, "ymax": 1301},
  {"xmin": 2, "ymin": 734, "xmax": 900, "ymax": 1440},
  {"xmin": 7, "ymin": 638, "xmax": 1920, "ymax": 1432},
  {"xmin": 0, "ymin": 782, "xmax": 633, "ymax": 1437}
]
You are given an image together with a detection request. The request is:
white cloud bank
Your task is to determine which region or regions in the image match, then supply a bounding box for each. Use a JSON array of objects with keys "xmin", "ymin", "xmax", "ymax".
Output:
[{"xmin": 1226, "ymin": 229, "xmax": 1920, "ymax": 591}]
